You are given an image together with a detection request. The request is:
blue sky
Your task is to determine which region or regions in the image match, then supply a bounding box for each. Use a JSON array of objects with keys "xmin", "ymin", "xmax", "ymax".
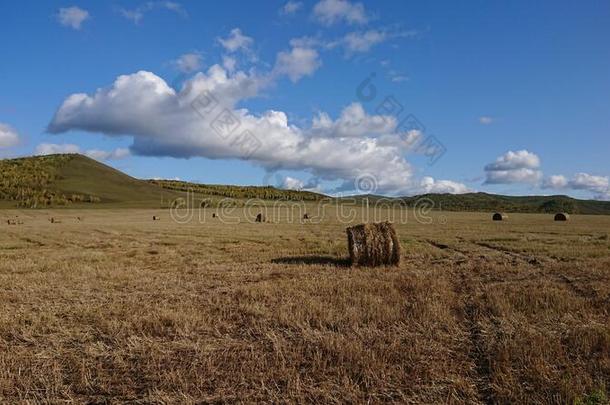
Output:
[{"xmin": 1, "ymin": 0, "xmax": 609, "ymax": 199}]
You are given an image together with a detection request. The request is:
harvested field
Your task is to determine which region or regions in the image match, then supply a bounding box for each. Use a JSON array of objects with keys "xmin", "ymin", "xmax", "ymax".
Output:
[{"xmin": 0, "ymin": 208, "xmax": 609, "ymax": 403}]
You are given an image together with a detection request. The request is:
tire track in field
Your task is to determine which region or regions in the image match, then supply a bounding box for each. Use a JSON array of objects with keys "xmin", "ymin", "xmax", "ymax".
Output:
[
  {"xmin": 468, "ymin": 240, "xmax": 593, "ymax": 301},
  {"xmin": 470, "ymin": 241, "xmax": 547, "ymax": 266},
  {"xmin": 423, "ymin": 238, "xmax": 495, "ymax": 403},
  {"xmin": 452, "ymin": 267, "xmax": 494, "ymax": 405}
]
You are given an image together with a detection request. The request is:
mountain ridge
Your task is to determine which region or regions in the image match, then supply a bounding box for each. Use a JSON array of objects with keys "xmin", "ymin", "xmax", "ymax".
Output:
[{"xmin": 1, "ymin": 154, "xmax": 610, "ymax": 214}]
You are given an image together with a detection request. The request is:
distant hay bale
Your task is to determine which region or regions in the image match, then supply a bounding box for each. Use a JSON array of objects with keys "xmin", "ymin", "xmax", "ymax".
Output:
[
  {"xmin": 346, "ymin": 222, "xmax": 401, "ymax": 267},
  {"xmin": 255, "ymin": 213, "xmax": 265, "ymax": 223},
  {"xmin": 303, "ymin": 213, "xmax": 310, "ymax": 220},
  {"xmin": 492, "ymin": 212, "xmax": 507, "ymax": 221},
  {"xmin": 554, "ymin": 212, "xmax": 569, "ymax": 221},
  {"xmin": 152, "ymin": 215, "xmax": 160, "ymax": 221},
  {"xmin": 212, "ymin": 213, "xmax": 217, "ymax": 218},
  {"xmin": 50, "ymin": 217, "xmax": 61, "ymax": 224},
  {"xmin": 7, "ymin": 219, "xmax": 17, "ymax": 225}
]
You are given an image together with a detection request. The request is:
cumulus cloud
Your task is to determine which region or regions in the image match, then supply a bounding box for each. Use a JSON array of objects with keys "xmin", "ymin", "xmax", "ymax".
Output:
[
  {"xmin": 311, "ymin": 103, "xmax": 396, "ymax": 138},
  {"xmin": 57, "ymin": 6, "xmax": 89, "ymax": 30},
  {"xmin": 484, "ymin": 150, "xmax": 542, "ymax": 184},
  {"xmin": 313, "ymin": 0, "xmax": 368, "ymax": 26},
  {"xmin": 543, "ymin": 172, "xmax": 609, "ymax": 199},
  {"xmin": 417, "ymin": 177, "xmax": 471, "ymax": 194},
  {"xmin": 479, "ymin": 116, "xmax": 493, "ymax": 125},
  {"xmin": 542, "ymin": 175, "xmax": 568, "ymax": 189},
  {"xmin": 119, "ymin": 1, "xmax": 186, "ymax": 24},
  {"xmin": 35, "ymin": 143, "xmax": 130, "ymax": 161},
  {"xmin": 0, "ymin": 123, "xmax": 20, "ymax": 148},
  {"xmin": 273, "ymin": 46, "xmax": 321, "ymax": 82},
  {"xmin": 280, "ymin": 1, "xmax": 303, "ymax": 15},
  {"xmin": 218, "ymin": 28, "xmax": 254, "ymax": 53},
  {"xmin": 569, "ymin": 173, "xmax": 609, "ymax": 193},
  {"xmin": 173, "ymin": 52, "xmax": 203, "ymax": 73},
  {"xmin": 46, "ymin": 67, "xmax": 437, "ymax": 194},
  {"xmin": 281, "ymin": 176, "xmax": 305, "ymax": 190}
]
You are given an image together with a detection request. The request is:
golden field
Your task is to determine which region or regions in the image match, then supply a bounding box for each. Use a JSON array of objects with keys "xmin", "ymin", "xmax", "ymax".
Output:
[{"xmin": 0, "ymin": 207, "xmax": 609, "ymax": 403}]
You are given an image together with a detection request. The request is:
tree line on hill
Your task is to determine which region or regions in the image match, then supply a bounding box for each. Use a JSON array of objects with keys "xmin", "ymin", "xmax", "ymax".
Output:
[{"xmin": 148, "ymin": 180, "xmax": 324, "ymax": 202}]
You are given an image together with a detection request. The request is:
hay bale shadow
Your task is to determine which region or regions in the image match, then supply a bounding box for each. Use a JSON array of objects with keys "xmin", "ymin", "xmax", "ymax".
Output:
[{"xmin": 271, "ymin": 255, "xmax": 350, "ymax": 267}]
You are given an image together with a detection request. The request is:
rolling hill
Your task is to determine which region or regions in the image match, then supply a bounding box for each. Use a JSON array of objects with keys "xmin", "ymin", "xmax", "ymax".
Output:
[
  {"xmin": 399, "ymin": 192, "xmax": 610, "ymax": 215},
  {"xmin": 1, "ymin": 154, "xmax": 610, "ymax": 214},
  {"xmin": 0, "ymin": 154, "xmax": 326, "ymax": 208}
]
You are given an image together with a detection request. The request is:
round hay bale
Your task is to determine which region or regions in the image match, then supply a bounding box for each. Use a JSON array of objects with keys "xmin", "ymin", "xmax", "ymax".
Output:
[
  {"xmin": 303, "ymin": 213, "xmax": 310, "ymax": 220},
  {"xmin": 554, "ymin": 212, "xmax": 569, "ymax": 221},
  {"xmin": 152, "ymin": 215, "xmax": 160, "ymax": 221},
  {"xmin": 255, "ymin": 213, "xmax": 265, "ymax": 223},
  {"xmin": 492, "ymin": 212, "xmax": 507, "ymax": 221},
  {"xmin": 346, "ymin": 222, "xmax": 401, "ymax": 267},
  {"xmin": 212, "ymin": 213, "xmax": 217, "ymax": 218}
]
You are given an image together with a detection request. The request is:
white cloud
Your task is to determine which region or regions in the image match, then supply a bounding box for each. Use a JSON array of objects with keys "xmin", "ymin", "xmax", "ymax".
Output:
[
  {"xmin": 328, "ymin": 29, "xmax": 418, "ymax": 55},
  {"xmin": 281, "ymin": 176, "xmax": 304, "ymax": 190},
  {"xmin": 542, "ymin": 175, "xmax": 568, "ymax": 189},
  {"xmin": 479, "ymin": 116, "xmax": 493, "ymax": 125},
  {"xmin": 222, "ymin": 55, "xmax": 237, "ymax": 72},
  {"xmin": 119, "ymin": 1, "xmax": 186, "ymax": 24},
  {"xmin": 273, "ymin": 46, "xmax": 321, "ymax": 82},
  {"xmin": 342, "ymin": 30, "xmax": 386, "ymax": 52},
  {"xmin": 57, "ymin": 6, "xmax": 89, "ymax": 30},
  {"xmin": 85, "ymin": 148, "xmax": 131, "ymax": 161},
  {"xmin": 390, "ymin": 74, "xmax": 408, "ymax": 83},
  {"xmin": 313, "ymin": 0, "xmax": 368, "ymax": 26},
  {"xmin": 486, "ymin": 150, "xmax": 540, "ymax": 171},
  {"xmin": 280, "ymin": 1, "xmax": 303, "ymax": 15},
  {"xmin": 0, "ymin": 123, "xmax": 20, "ymax": 148},
  {"xmin": 289, "ymin": 36, "xmax": 322, "ymax": 48},
  {"xmin": 218, "ymin": 28, "xmax": 253, "ymax": 53},
  {"xmin": 35, "ymin": 143, "xmax": 130, "ymax": 161},
  {"xmin": 418, "ymin": 176, "xmax": 471, "ymax": 194},
  {"xmin": 569, "ymin": 172, "xmax": 609, "ymax": 193},
  {"xmin": 173, "ymin": 52, "xmax": 203, "ymax": 73},
  {"xmin": 35, "ymin": 143, "xmax": 81, "ymax": 155},
  {"xmin": 311, "ymin": 103, "xmax": 396, "ymax": 138},
  {"xmin": 543, "ymin": 172, "xmax": 610, "ymax": 200},
  {"xmin": 47, "ymin": 67, "xmax": 428, "ymax": 194},
  {"xmin": 484, "ymin": 150, "xmax": 542, "ymax": 184}
]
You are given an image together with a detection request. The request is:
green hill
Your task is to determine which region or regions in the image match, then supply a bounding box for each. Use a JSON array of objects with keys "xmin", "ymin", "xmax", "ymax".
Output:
[
  {"xmin": 0, "ymin": 154, "xmax": 326, "ymax": 208},
  {"xmin": 1, "ymin": 154, "xmax": 609, "ymax": 213},
  {"xmin": 0, "ymin": 154, "xmax": 183, "ymax": 208},
  {"xmin": 399, "ymin": 192, "xmax": 610, "ymax": 215}
]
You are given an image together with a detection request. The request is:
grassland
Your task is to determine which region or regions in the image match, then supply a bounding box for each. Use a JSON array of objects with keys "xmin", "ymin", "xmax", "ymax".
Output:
[{"xmin": 0, "ymin": 207, "xmax": 608, "ymax": 403}]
